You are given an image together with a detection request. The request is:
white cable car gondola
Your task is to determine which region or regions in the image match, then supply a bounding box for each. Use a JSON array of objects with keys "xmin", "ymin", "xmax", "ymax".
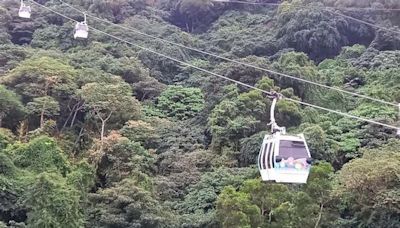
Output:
[
  {"xmin": 18, "ymin": 0, "xmax": 31, "ymax": 19},
  {"xmin": 74, "ymin": 14, "xmax": 89, "ymax": 39},
  {"xmin": 258, "ymin": 93, "xmax": 312, "ymax": 184}
]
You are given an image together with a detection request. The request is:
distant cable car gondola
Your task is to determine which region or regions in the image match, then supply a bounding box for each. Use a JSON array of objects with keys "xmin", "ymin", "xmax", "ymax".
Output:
[
  {"xmin": 258, "ymin": 93, "xmax": 312, "ymax": 184},
  {"xmin": 19, "ymin": 0, "xmax": 31, "ymax": 19},
  {"xmin": 74, "ymin": 14, "xmax": 89, "ymax": 39}
]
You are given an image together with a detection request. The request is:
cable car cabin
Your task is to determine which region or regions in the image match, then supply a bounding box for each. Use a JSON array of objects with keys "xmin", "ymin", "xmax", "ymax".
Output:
[
  {"xmin": 258, "ymin": 133, "xmax": 312, "ymax": 184},
  {"xmin": 19, "ymin": 4, "xmax": 31, "ymax": 18},
  {"xmin": 74, "ymin": 22, "xmax": 89, "ymax": 39}
]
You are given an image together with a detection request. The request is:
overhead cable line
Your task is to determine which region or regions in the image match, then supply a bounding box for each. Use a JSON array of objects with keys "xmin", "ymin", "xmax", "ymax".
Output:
[
  {"xmin": 57, "ymin": 0, "xmax": 398, "ymax": 108},
  {"xmin": 26, "ymin": 0, "xmax": 400, "ymax": 132},
  {"xmin": 212, "ymin": 0, "xmax": 400, "ymax": 11},
  {"xmin": 213, "ymin": 1, "xmax": 400, "ymax": 35},
  {"xmin": 325, "ymin": 9, "xmax": 400, "ymax": 36}
]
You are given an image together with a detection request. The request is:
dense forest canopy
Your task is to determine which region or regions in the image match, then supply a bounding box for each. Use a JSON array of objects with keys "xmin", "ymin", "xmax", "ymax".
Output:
[{"xmin": 0, "ymin": 0, "xmax": 400, "ymax": 227}]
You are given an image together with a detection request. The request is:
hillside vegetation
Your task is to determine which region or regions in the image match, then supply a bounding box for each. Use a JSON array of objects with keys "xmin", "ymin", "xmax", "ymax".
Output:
[{"xmin": 0, "ymin": 0, "xmax": 399, "ymax": 227}]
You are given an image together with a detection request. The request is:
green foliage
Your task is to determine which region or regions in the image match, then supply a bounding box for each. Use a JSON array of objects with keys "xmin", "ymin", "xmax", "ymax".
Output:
[
  {"xmin": 0, "ymin": 85, "xmax": 25, "ymax": 127},
  {"xmin": 66, "ymin": 160, "xmax": 95, "ymax": 194},
  {"xmin": 0, "ymin": 152, "xmax": 17, "ymax": 177},
  {"xmin": 79, "ymin": 80, "xmax": 140, "ymax": 121},
  {"xmin": 1, "ymin": 1, "xmax": 400, "ymax": 227},
  {"xmin": 302, "ymin": 124, "xmax": 333, "ymax": 161},
  {"xmin": 94, "ymin": 133, "xmax": 155, "ymax": 186},
  {"xmin": 4, "ymin": 56, "xmax": 77, "ymax": 101},
  {"xmin": 26, "ymin": 96, "xmax": 60, "ymax": 127},
  {"xmin": 0, "ymin": 44, "xmax": 29, "ymax": 74},
  {"xmin": 335, "ymin": 140, "xmax": 400, "ymax": 227},
  {"xmin": 272, "ymin": 52, "xmax": 322, "ymax": 102},
  {"xmin": 88, "ymin": 178, "xmax": 173, "ymax": 228},
  {"xmin": 209, "ymin": 80, "xmax": 301, "ymax": 151},
  {"xmin": 209, "ymin": 97, "xmax": 259, "ymax": 149},
  {"xmin": 8, "ymin": 136, "xmax": 70, "ymax": 176},
  {"xmin": 276, "ymin": 1, "xmax": 373, "ymax": 61},
  {"xmin": 216, "ymin": 186, "xmax": 261, "ymax": 228},
  {"xmin": 339, "ymin": 45, "xmax": 367, "ymax": 60},
  {"xmin": 120, "ymin": 120, "xmax": 159, "ymax": 148},
  {"xmin": 0, "ymin": 128, "xmax": 15, "ymax": 151},
  {"xmin": 238, "ymin": 132, "xmax": 265, "ymax": 167},
  {"xmin": 203, "ymin": 11, "xmax": 277, "ymax": 57},
  {"xmin": 177, "ymin": 168, "xmax": 256, "ymax": 214},
  {"xmin": 25, "ymin": 173, "xmax": 84, "ymax": 228},
  {"xmin": 215, "ymin": 163, "xmax": 335, "ymax": 228},
  {"xmin": 209, "ymin": 85, "xmax": 266, "ymax": 150},
  {"xmin": 79, "ymin": 78, "xmax": 141, "ymax": 146},
  {"xmin": 156, "ymin": 85, "xmax": 205, "ymax": 120}
]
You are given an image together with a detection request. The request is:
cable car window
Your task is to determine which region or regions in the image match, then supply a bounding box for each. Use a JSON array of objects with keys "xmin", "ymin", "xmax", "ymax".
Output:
[
  {"xmin": 279, "ymin": 140, "xmax": 308, "ymax": 159},
  {"xmin": 260, "ymin": 143, "xmax": 266, "ymax": 170},
  {"xmin": 269, "ymin": 142, "xmax": 274, "ymax": 169},
  {"xmin": 258, "ymin": 147, "xmax": 262, "ymax": 170}
]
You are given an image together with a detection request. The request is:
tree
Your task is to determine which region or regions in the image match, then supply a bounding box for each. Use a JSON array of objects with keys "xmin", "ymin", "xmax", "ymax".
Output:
[
  {"xmin": 276, "ymin": 1, "xmax": 373, "ymax": 61},
  {"xmin": 120, "ymin": 120, "xmax": 159, "ymax": 148},
  {"xmin": 0, "ymin": 128, "xmax": 15, "ymax": 151},
  {"xmin": 24, "ymin": 173, "xmax": 84, "ymax": 228},
  {"xmin": 26, "ymin": 96, "xmax": 60, "ymax": 128},
  {"xmin": 3, "ymin": 56, "xmax": 77, "ymax": 129},
  {"xmin": 202, "ymin": 11, "xmax": 278, "ymax": 58},
  {"xmin": 87, "ymin": 178, "xmax": 174, "ymax": 228},
  {"xmin": 133, "ymin": 76, "xmax": 167, "ymax": 101},
  {"xmin": 4, "ymin": 56, "xmax": 77, "ymax": 102},
  {"xmin": 0, "ymin": 6, "xmax": 11, "ymax": 44},
  {"xmin": 178, "ymin": 0, "xmax": 215, "ymax": 32},
  {"xmin": 216, "ymin": 186, "xmax": 262, "ymax": 228},
  {"xmin": 8, "ymin": 136, "xmax": 70, "ymax": 176},
  {"xmin": 302, "ymin": 124, "xmax": 332, "ymax": 161},
  {"xmin": 0, "ymin": 151, "xmax": 28, "ymax": 226},
  {"xmin": 335, "ymin": 139, "xmax": 400, "ymax": 227},
  {"xmin": 156, "ymin": 85, "xmax": 205, "ymax": 120},
  {"xmin": 0, "ymin": 44, "xmax": 29, "ymax": 75},
  {"xmin": 0, "ymin": 85, "xmax": 25, "ymax": 128},
  {"xmin": 91, "ymin": 132, "xmax": 155, "ymax": 187},
  {"xmin": 302, "ymin": 162, "xmax": 336, "ymax": 228},
  {"xmin": 178, "ymin": 168, "xmax": 256, "ymax": 213},
  {"xmin": 209, "ymin": 85, "xmax": 266, "ymax": 150},
  {"xmin": 79, "ymin": 79, "xmax": 140, "ymax": 149},
  {"xmin": 238, "ymin": 132, "xmax": 265, "ymax": 167}
]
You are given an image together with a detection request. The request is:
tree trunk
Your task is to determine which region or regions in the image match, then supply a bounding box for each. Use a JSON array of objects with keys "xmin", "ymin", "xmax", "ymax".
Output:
[
  {"xmin": 62, "ymin": 104, "xmax": 76, "ymax": 131},
  {"xmin": 40, "ymin": 108, "xmax": 45, "ymax": 128},
  {"xmin": 100, "ymin": 119, "xmax": 106, "ymax": 151},
  {"xmin": 41, "ymin": 83, "xmax": 50, "ymax": 129},
  {"xmin": 96, "ymin": 111, "xmax": 112, "ymax": 151},
  {"xmin": 0, "ymin": 112, "xmax": 4, "ymax": 128},
  {"xmin": 70, "ymin": 107, "xmax": 79, "ymax": 128},
  {"xmin": 141, "ymin": 91, "xmax": 148, "ymax": 101},
  {"xmin": 72, "ymin": 126, "xmax": 85, "ymax": 155},
  {"xmin": 185, "ymin": 21, "xmax": 190, "ymax": 33},
  {"xmin": 314, "ymin": 203, "xmax": 324, "ymax": 228}
]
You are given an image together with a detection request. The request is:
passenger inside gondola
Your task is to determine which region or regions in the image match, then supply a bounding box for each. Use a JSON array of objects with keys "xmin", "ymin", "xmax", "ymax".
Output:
[{"xmin": 275, "ymin": 140, "xmax": 311, "ymax": 170}]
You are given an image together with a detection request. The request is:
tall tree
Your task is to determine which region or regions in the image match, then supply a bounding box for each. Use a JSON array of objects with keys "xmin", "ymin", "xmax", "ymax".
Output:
[
  {"xmin": 79, "ymin": 79, "xmax": 140, "ymax": 149},
  {"xmin": 3, "ymin": 56, "xmax": 77, "ymax": 128}
]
